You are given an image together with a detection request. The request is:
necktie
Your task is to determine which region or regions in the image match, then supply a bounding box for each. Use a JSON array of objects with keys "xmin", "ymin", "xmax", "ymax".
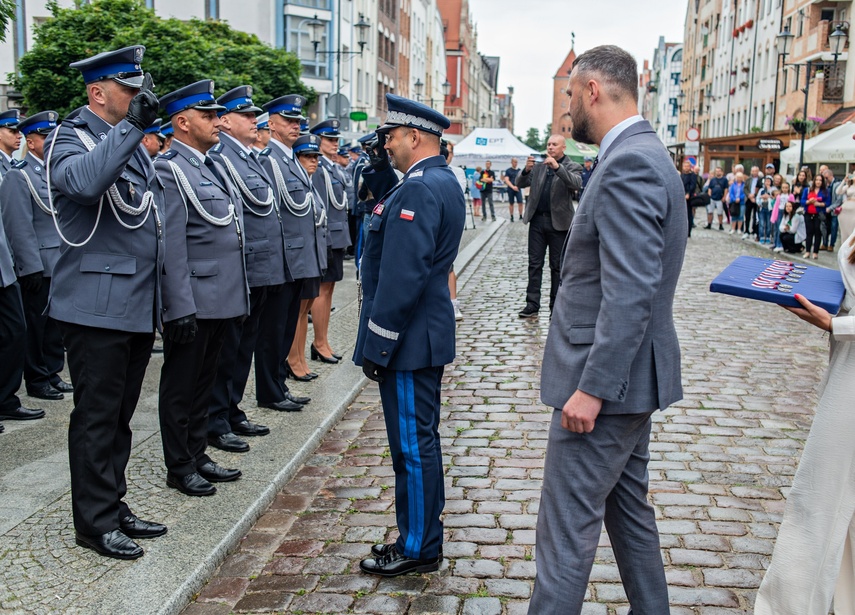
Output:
[{"xmin": 204, "ymin": 156, "xmax": 224, "ymax": 185}]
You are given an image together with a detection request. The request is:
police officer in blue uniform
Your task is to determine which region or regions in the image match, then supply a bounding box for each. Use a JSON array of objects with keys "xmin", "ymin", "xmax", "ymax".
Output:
[
  {"xmin": 256, "ymin": 95, "xmax": 326, "ymax": 397},
  {"xmin": 0, "ymin": 111, "xmax": 73, "ymax": 401},
  {"xmin": 156, "ymin": 80, "xmax": 248, "ymax": 497},
  {"xmin": 253, "ymin": 112, "xmax": 271, "ymax": 153},
  {"xmin": 355, "ymin": 94, "xmax": 465, "ymax": 576},
  {"xmin": 141, "ymin": 119, "xmax": 164, "ymax": 159},
  {"xmin": 159, "ymin": 120, "xmax": 174, "ymax": 155},
  {"xmin": 205, "ymin": 85, "xmax": 281, "ymax": 452},
  {"xmin": 310, "ymin": 119, "xmax": 351, "ymax": 363},
  {"xmin": 0, "ymin": 109, "xmax": 22, "ymax": 177},
  {"xmin": 48, "ymin": 45, "xmax": 167, "ymax": 559}
]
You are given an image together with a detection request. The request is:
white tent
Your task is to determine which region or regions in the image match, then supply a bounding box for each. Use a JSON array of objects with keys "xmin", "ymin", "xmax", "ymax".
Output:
[
  {"xmin": 780, "ymin": 122, "xmax": 855, "ymax": 172},
  {"xmin": 452, "ymin": 128, "xmax": 538, "ymax": 168}
]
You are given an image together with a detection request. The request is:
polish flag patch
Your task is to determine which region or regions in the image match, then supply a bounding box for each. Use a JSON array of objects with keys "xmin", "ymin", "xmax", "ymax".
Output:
[{"xmin": 400, "ymin": 209, "xmax": 415, "ymax": 221}]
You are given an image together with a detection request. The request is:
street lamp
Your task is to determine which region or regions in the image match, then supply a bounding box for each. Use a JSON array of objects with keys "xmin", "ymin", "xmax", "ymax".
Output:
[
  {"xmin": 412, "ymin": 78, "xmax": 449, "ymax": 109},
  {"xmin": 413, "ymin": 78, "xmax": 424, "ymax": 100},
  {"xmin": 776, "ymin": 22, "xmax": 849, "ymax": 172}
]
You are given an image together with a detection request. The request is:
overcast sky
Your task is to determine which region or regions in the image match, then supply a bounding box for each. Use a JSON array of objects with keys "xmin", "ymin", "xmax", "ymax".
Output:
[{"xmin": 467, "ymin": 0, "xmax": 689, "ymax": 137}]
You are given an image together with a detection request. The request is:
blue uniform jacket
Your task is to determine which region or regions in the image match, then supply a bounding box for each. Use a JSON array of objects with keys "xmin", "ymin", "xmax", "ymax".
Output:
[
  {"xmin": 155, "ymin": 140, "xmax": 249, "ymax": 322},
  {"xmin": 46, "ymin": 107, "xmax": 165, "ymax": 333},
  {"xmin": 208, "ymin": 134, "xmax": 287, "ymax": 288},
  {"xmin": 0, "ymin": 153, "xmax": 62, "ymax": 277},
  {"xmin": 313, "ymin": 157, "xmax": 352, "ymax": 250},
  {"xmin": 354, "ymin": 155, "xmax": 465, "ymax": 370}
]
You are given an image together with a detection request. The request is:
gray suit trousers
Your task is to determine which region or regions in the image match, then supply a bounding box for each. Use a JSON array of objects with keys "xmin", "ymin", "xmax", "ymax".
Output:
[{"xmin": 528, "ymin": 411, "xmax": 668, "ymax": 615}]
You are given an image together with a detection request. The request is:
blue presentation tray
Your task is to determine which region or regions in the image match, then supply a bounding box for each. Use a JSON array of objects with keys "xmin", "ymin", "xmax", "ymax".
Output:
[{"xmin": 710, "ymin": 255, "xmax": 845, "ymax": 314}]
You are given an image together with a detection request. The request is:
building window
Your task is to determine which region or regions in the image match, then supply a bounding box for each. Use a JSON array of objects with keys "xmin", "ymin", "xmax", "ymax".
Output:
[
  {"xmin": 205, "ymin": 0, "xmax": 219, "ymax": 20},
  {"xmin": 667, "ymin": 125, "xmax": 676, "ymax": 139},
  {"xmin": 285, "ymin": 15, "xmax": 329, "ymax": 78},
  {"xmin": 671, "ymin": 72, "xmax": 680, "ymax": 85},
  {"xmin": 284, "ymin": 0, "xmax": 331, "ymax": 8}
]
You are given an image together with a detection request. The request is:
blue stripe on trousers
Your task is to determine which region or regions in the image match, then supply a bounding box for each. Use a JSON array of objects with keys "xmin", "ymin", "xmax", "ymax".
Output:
[{"xmin": 397, "ymin": 370, "xmax": 425, "ymax": 557}]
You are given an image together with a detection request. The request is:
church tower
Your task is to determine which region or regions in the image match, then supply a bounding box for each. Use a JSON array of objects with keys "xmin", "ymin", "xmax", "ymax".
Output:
[{"xmin": 552, "ymin": 46, "xmax": 576, "ymax": 137}]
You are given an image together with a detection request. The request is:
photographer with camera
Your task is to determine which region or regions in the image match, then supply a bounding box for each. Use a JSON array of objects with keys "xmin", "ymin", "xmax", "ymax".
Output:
[{"xmin": 515, "ymin": 134, "xmax": 583, "ymax": 319}]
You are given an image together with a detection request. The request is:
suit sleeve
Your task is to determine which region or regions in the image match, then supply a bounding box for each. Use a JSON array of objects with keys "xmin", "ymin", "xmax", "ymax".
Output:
[
  {"xmin": 577, "ymin": 150, "xmax": 670, "ymax": 402},
  {"xmin": 363, "ymin": 180, "xmax": 440, "ymax": 366},
  {"xmin": 555, "ymin": 160, "xmax": 583, "ymax": 191},
  {"xmin": 516, "ymin": 168, "xmax": 532, "ymax": 189},
  {"xmin": 48, "ymin": 119, "xmax": 145, "ymax": 205},
  {"xmin": 0, "ymin": 170, "xmax": 43, "ymax": 276},
  {"xmin": 155, "ymin": 160, "xmax": 196, "ymax": 322}
]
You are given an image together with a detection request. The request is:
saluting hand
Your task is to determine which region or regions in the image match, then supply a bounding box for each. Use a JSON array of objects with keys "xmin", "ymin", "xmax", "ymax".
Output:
[{"xmin": 125, "ymin": 72, "xmax": 159, "ymax": 132}]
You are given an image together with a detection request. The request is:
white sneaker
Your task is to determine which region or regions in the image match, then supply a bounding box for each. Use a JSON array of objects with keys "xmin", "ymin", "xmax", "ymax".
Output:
[
  {"xmin": 454, "ymin": 307, "xmax": 463, "ymax": 321},
  {"xmin": 773, "ymin": 247, "xmax": 783, "ymax": 252},
  {"xmin": 742, "ymin": 233, "xmax": 750, "ymax": 239},
  {"xmin": 729, "ymin": 229, "xmax": 735, "ymax": 235}
]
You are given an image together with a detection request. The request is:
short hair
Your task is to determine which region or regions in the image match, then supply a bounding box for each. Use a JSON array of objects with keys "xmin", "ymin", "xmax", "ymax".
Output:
[{"xmin": 572, "ymin": 45, "xmax": 638, "ymax": 103}]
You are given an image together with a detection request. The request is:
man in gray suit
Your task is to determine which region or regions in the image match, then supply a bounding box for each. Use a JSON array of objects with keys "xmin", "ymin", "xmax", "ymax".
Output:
[
  {"xmin": 529, "ymin": 45, "xmax": 687, "ymax": 614},
  {"xmin": 155, "ymin": 80, "xmax": 249, "ymax": 497},
  {"xmin": 516, "ymin": 135, "xmax": 582, "ymax": 319}
]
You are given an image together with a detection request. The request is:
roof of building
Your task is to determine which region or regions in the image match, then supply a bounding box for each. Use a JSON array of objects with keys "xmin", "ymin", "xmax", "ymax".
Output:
[{"xmin": 554, "ymin": 48, "xmax": 576, "ymax": 79}]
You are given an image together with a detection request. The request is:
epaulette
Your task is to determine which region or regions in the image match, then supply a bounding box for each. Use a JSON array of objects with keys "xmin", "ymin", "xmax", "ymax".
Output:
[
  {"xmin": 157, "ymin": 150, "xmax": 178, "ymax": 160},
  {"xmin": 62, "ymin": 116, "xmax": 87, "ymax": 128},
  {"xmin": 259, "ymin": 147, "xmax": 271, "ymax": 157},
  {"xmin": 210, "ymin": 143, "xmax": 223, "ymax": 154},
  {"xmin": 11, "ymin": 159, "xmax": 27, "ymax": 169}
]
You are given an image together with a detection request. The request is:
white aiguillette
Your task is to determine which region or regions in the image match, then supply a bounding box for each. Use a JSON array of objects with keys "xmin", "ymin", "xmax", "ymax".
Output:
[{"xmin": 710, "ymin": 255, "xmax": 845, "ymax": 313}]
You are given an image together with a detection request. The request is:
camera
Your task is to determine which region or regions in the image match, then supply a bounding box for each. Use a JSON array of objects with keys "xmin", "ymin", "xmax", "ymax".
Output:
[{"xmin": 531, "ymin": 154, "xmax": 546, "ymax": 163}]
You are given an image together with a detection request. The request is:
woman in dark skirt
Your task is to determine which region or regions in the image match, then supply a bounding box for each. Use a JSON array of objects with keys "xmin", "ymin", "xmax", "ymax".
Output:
[
  {"xmin": 308, "ymin": 121, "xmax": 353, "ymax": 364},
  {"xmin": 286, "ymin": 137, "xmax": 328, "ymax": 381}
]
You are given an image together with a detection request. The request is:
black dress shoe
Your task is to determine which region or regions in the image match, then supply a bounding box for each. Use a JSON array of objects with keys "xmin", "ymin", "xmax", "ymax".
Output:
[
  {"xmin": 285, "ymin": 391, "xmax": 310, "ymax": 405},
  {"xmin": 208, "ymin": 432, "xmax": 250, "ymax": 452},
  {"xmin": 75, "ymin": 529, "xmax": 143, "ymax": 560},
  {"xmin": 232, "ymin": 420, "xmax": 270, "ymax": 437},
  {"xmin": 310, "ymin": 344, "xmax": 340, "ymax": 364},
  {"xmin": 197, "ymin": 461, "xmax": 241, "ymax": 483},
  {"xmin": 518, "ymin": 305, "xmax": 538, "ymax": 319},
  {"xmin": 285, "ymin": 363, "xmax": 314, "ymax": 382},
  {"xmin": 359, "ymin": 545, "xmax": 439, "ymax": 577},
  {"xmin": 258, "ymin": 399, "xmax": 303, "ymax": 412},
  {"xmin": 308, "ymin": 372, "xmax": 319, "ymax": 379},
  {"xmin": 371, "ymin": 543, "xmax": 443, "ymax": 560},
  {"xmin": 119, "ymin": 514, "xmax": 167, "ymax": 539},
  {"xmin": 166, "ymin": 472, "xmax": 216, "ymax": 496},
  {"xmin": 51, "ymin": 379, "xmax": 74, "ymax": 393},
  {"xmin": 0, "ymin": 423, "xmax": 4, "ymax": 433},
  {"xmin": 0, "ymin": 406, "xmax": 45, "ymax": 420},
  {"xmin": 26, "ymin": 384, "xmax": 63, "ymax": 401}
]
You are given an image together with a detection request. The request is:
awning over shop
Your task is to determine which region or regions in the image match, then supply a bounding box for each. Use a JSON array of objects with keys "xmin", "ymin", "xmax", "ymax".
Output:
[
  {"xmin": 563, "ymin": 138, "xmax": 599, "ymax": 163},
  {"xmin": 780, "ymin": 122, "xmax": 855, "ymax": 172}
]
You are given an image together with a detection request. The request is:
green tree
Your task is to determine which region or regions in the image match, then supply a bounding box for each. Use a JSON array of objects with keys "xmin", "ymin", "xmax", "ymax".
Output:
[
  {"xmin": 12, "ymin": 0, "xmax": 314, "ymax": 117},
  {"xmin": 522, "ymin": 127, "xmax": 541, "ymax": 151},
  {"xmin": 0, "ymin": 0, "xmax": 15, "ymax": 43}
]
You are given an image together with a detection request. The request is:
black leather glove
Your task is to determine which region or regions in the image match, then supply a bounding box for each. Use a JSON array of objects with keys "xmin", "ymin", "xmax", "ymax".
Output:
[
  {"xmin": 362, "ymin": 357, "xmax": 385, "ymax": 383},
  {"xmin": 125, "ymin": 73, "xmax": 159, "ymax": 132},
  {"xmin": 18, "ymin": 272, "xmax": 43, "ymax": 294},
  {"xmin": 163, "ymin": 314, "xmax": 197, "ymax": 345},
  {"xmin": 365, "ymin": 132, "xmax": 390, "ymax": 173}
]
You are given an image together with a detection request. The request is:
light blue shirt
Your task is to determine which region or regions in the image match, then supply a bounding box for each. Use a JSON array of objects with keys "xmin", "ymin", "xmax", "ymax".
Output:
[{"xmin": 597, "ymin": 115, "xmax": 645, "ymax": 159}]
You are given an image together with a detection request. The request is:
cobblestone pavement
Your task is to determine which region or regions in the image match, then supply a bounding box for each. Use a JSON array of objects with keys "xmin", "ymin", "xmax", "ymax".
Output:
[{"xmin": 180, "ymin": 216, "xmax": 834, "ymax": 615}]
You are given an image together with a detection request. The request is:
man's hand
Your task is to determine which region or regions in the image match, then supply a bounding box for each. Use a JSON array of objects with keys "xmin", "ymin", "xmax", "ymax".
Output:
[
  {"xmin": 783, "ymin": 293, "xmax": 833, "ymax": 332},
  {"xmin": 163, "ymin": 313, "xmax": 197, "ymax": 344},
  {"xmin": 18, "ymin": 272, "xmax": 43, "ymax": 294},
  {"xmin": 544, "ymin": 156, "xmax": 559, "ymax": 170},
  {"xmin": 524, "ymin": 156, "xmax": 535, "ymax": 172},
  {"xmin": 561, "ymin": 390, "xmax": 604, "ymax": 433},
  {"xmin": 365, "ymin": 132, "xmax": 389, "ymax": 172},
  {"xmin": 362, "ymin": 357, "xmax": 385, "ymax": 383},
  {"xmin": 125, "ymin": 73, "xmax": 159, "ymax": 132}
]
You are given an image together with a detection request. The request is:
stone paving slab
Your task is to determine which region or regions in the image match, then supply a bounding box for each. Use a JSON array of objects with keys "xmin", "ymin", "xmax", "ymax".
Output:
[
  {"xmin": 0, "ymin": 219, "xmax": 500, "ymax": 615},
  {"xmin": 181, "ymin": 213, "xmax": 835, "ymax": 614}
]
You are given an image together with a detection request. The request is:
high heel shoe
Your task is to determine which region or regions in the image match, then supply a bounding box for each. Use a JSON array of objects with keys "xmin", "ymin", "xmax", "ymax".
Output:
[
  {"xmin": 310, "ymin": 344, "xmax": 340, "ymax": 364},
  {"xmin": 285, "ymin": 363, "xmax": 314, "ymax": 382}
]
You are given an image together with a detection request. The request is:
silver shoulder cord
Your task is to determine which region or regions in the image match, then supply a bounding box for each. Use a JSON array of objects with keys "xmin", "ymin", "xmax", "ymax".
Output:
[
  {"xmin": 45, "ymin": 127, "xmax": 159, "ymax": 248},
  {"xmin": 21, "ymin": 170, "xmax": 52, "ymax": 215},
  {"xmin": 312, "ymin": 186, "xmax": 327, "ymax": 228},
  {"xmin": 268, "ymin": 156, "xmax": 312, "ymax": 217},
  {"xmin": 322, "ymin": 166, "xmax": 348, "ymax": 211},
  {"xmin": 220, "ymin": 153, "xmax": 275, "ymax": 216}
]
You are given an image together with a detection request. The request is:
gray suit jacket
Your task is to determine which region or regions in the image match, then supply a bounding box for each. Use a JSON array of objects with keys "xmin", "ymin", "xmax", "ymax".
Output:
[
  {"xmin": 1, "ymin": 153, "xmax": 62, "ymax": 277},
  {"xmin": 541, "ymin": 120, "xmax": 686, "ymax": 413},
  {"xmin": 259, "ymin": 140, "xmax": 327, "ymax": 280},
  {"xmin": 47, "ymin": 107, "xmax": 165, "ymax": 333},
  {"xmin": 155, "ymin": 140, "xmax": 249, "ymax": 322},
  {"xmin": 516, "ymin": 155, "xmax": 583, "ymax": 231},
  {"xmin": 314, "ymin": 157, "xmax": 352, "ymax": 250},
  {"xmin": 208, "ymin": 134, "xmax": 287, "ymax": 288}
]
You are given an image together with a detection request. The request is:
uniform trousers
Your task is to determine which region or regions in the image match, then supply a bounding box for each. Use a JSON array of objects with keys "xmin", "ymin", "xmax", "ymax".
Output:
[
  {"xmin": 378, "ymin": 366, "xmax": 445, "ymax": 560},
  {"xmin": 525, "ymin": 212, "xmax": 567, "ymax": 312},
  {"xmin": 255, "ymin": 280, "xmax": 303, "ymax": 404},
  {"xmin": 528, "ymin": 410, "xmax": 668, "ymax": 615},
  {"xmin": 208, "ymin": 286, "xmax": 267, "ymax": 437},
  {"xmin": 21, "ymin": 278, "xmax": 65, "ymax": 390},
  {"xmin": 59, "ymin": 321, "xmax": 154, "ymax": 535},
  {"xmin": 0, "ymin": 283, "xmax": 25, "ymax": 413},
  {"xmin": 159, "ymin": 318, "xmax": 228, "ymax": 476}
]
